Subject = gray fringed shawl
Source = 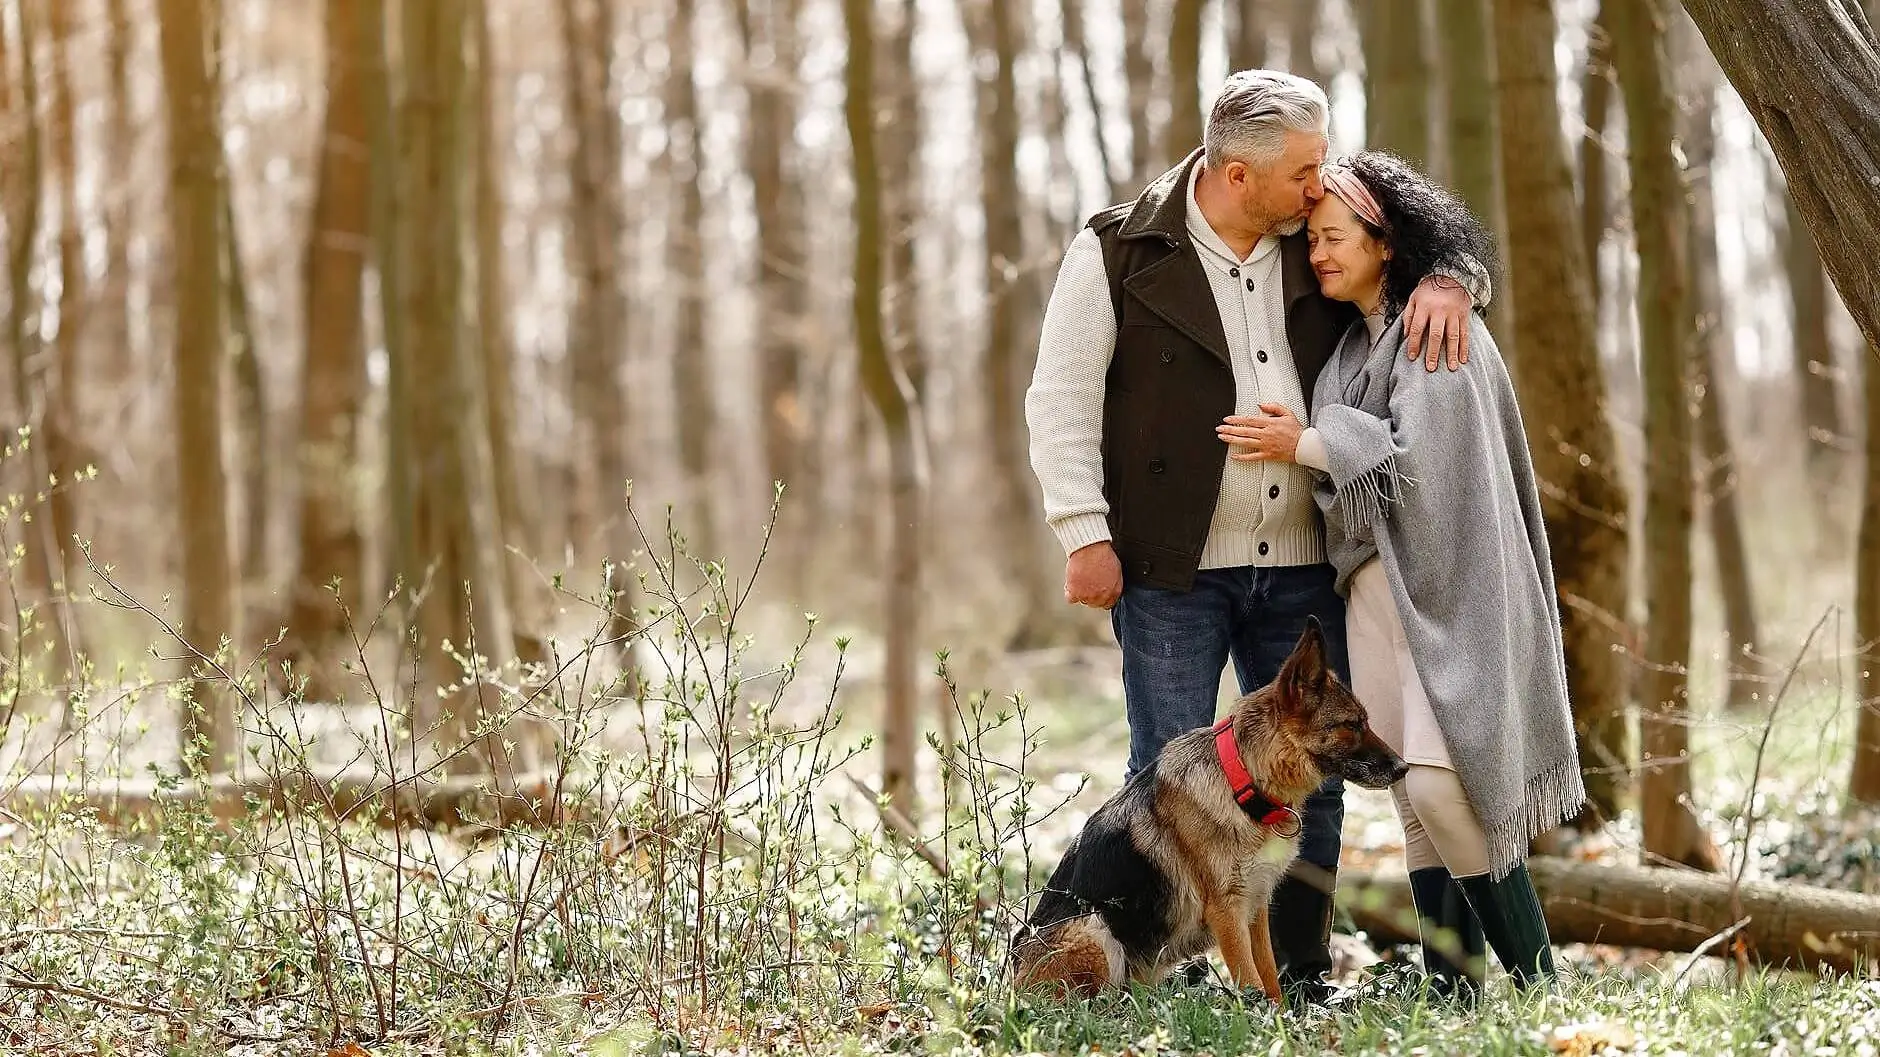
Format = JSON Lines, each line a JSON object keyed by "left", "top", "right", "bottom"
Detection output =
{"left": 1309, "top": 314, "right": 1585, "bottom": 878}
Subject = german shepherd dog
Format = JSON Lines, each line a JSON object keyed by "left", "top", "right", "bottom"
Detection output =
{"left": 1012, "top": 618, "right": 1406, "bottom": 1002}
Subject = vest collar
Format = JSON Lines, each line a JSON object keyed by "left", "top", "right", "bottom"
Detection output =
{"left": 1212, "top": 717, "right": 1302, "bottom": 835}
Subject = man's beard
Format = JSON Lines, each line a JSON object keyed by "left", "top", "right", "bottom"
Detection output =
{"left": 1254, "top": 208, "right": 1307, "bottom": 238}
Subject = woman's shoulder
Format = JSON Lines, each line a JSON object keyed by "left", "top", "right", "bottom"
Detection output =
{"left": 1387, "top": 314, "right": 1507, "bottom": 377}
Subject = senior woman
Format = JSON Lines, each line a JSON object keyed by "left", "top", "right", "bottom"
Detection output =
{"left": 1217, "top": 150, "right": 1583, "bottom": 998}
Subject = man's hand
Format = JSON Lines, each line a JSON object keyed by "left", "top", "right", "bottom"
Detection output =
{"left": 1403, "top": 274, "right": 1474, "bottom": 372}
{"left": 1217, "top": 405, "right": 1304, "bottom": 462}
{"left": 1065, "top": 540, "right": 1123, "bottom": 609}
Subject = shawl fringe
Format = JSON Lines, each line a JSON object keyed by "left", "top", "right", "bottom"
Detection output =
{"left": 1480, "top": 755, "right": 1587, "bottom": 879}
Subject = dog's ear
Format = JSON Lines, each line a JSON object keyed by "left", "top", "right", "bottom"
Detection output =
{"left": 1276, "top": 617, "right": 1330, "bottom": 712}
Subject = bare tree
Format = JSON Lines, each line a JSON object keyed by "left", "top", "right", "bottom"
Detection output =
{"left": 1493, "top": 0, "right": 1631, "bottom": 824}
{"left": 843, "top": 0, "right": 924, "bottom": 813}
{"left": 1676, "top": 24, "right": 1761, "bottom": 713}
{"left": 1854, "top": 329, "right": 1880, "bottom": 804}
{"left": 472, "top": 0, "right": 536, "bottom": 659}
{"left": 1678, "top": 1, "right": 1880, "bottom": 356}
{"left": 41, "top": 0, "right": 88, "bottom": 678}
{"left": 963, "top": 0, "right": 1062, "bottom": 646}
{"left": 1779, "top": 193, "right": 1843, "bottom": 488}
{"left": 160, "top": 0, "right": 238, "bottom": 769}
{"left": 1611, "top": 0, "right": 1719, "bottom": 871}
{"left": 101, "top": 0, "right": 136, "bottom": 383}
{"left": 395, "top": 0, "right": 516, "bottom": 775}
{"left": 1360, "top": 0, "right": 1434, "bottom": 166}
{"left": 1121, "top": 0, "right": 1154, "bottom": 190}
{"left": 1286, "top": 0, "right": 1324, "bottom": 83}
{"left": 1853, "top": 0, "right": 1880, "bottom": 808}
{"left": 1230, "top": 0, "right": 1269, "bottom": 72}
{"left": 560, "top": 0, "right": 637, "bottom": 659}
{"left": 668, "top": 0, "right": 717, "bottom": 557}
{"left": 1439, "top": 0, "right": 1500, "bottom": 229}
{"left": 285, "top": 0, "right": 371, "bottom": 700}
{"left": 223, "top": 185, "right": 267, "bottom": 595}
{"left": 881, "top": 0, "right": 926, "bottom": 400}
{"left": 1578, "top": 2, "right": 1612, "bottom": 315}
{"left": 2, "top": 0, "right": 62, "bottom": 679}
{"left": 1163, "top": 0, "right": 1205, "bottom": 165}
{"left": 734, "top": 0, "right": 809, "bottom": 520}
{"left": 1060, "top": 0, "right": 1120, "bottom": 203}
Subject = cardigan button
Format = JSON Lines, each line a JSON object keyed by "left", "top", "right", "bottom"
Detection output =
{"left": 1160, "top": 350, "right": 1174, "bottom": 364}
{"left": 1245, "top": 277, "right": 1256, "bottom": 291}
{"left": 1229, "top": 266, "right": 1240, "bottom": 278}
{"left": 1148, "top": 458, "right": 1166, "bottom": 474}
{"left": 1257, "top": 350, "right": 1269, "bottom": 363}
{"left": 1258, "top": 542, "right": 1270, "bottom": 556}
{"left": 1269, "top": 485, "right": 1281, "bottom": 499}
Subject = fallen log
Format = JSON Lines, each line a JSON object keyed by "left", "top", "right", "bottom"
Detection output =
{"left": 1339, "top": 857, "right": 1880, "bottom": 975}
{"left": 3, "top": 768, "right": 571, "bottom": 829}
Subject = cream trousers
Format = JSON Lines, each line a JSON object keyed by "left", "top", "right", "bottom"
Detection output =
{"left": 1347, "top": 559, "right": 1491, "bottom": 877}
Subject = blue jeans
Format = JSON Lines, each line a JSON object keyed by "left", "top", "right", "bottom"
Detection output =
{"left": 1112, "top": 563, "right": 1349, "bottom": 870}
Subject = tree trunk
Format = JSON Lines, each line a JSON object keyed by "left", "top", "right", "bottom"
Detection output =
{"left": 1678, "top": 1, "right": 1880, "bottom": 357}
{"left": 560, "top": 0, "right": 637, "bottom": 661}
{"left": 1677, "top": 31, "right": 1762, "bottom": 713}
{"left": 10, "top": 769, "right": 574, "bottom": 830}
{"left": 286, "top": 0, "right": 371, "bottom": 700}
{"left": 1611, "top": 0, "right": 1719, "bottom": 872}
{"left": 881, "top": 0, "right": 925, "bottom": 402}
{"left": 362, "top": 0, "right": 414, "bottom": 621}
{"left": 1060, "top": 0, "right": 1121, "bottom": 203}
{"left": 1493, "top": 0, "right": 1630, "bottom": 825}
{"left": 101, "top": 0, "right": 136, "bottom": 383}
{"left": 1439, "top": 0, "right": 1499, "bottom": 226}
{"left": 1360, "top": 0, "right": 1433, "bottom": 167}
{"left": 733, "top": 0, "right": 808, "bottom": 526}
{"left": 1230, "top": 0, "right": 1268, "bottom": 72}
{"left": 1437, "top": 0, "right": 1509, "bottom": 350}
{"left": 1578, "top": 1, "right": 1612, "bottom": 317}
{"left": 1860, "top": 0, "right": 1880, "bottom": 807}
{"left": 1163, "top": 0, "right": 1205, "bottom": 166}
{"left": 1343, "top": 858, "right": 1880, "bottom": 975}
{"left": 964, "top": 0, "right": 1061, "bottom": 648}
{"left": 42, "top": 0, "right": 88, "bottom": 679}
{"left": 1780, "top": 194, "right": 1842, "bottom": 489}
{"left": 843, "top": 0, "right": 924, "bottom": 815}
{"left": 1121, "top": 0, "right": 1154, "bottom": 191}
{"left": 470, "top": 2, "right": 545, "bottom": 665}
{"left": 223, "top": 184, "right": 267, "bottom": 596}
{"left": 396, "top": 0, "right": 517, "bottom": 776}
{"left": 1286, "top": 0, "right": 1324, "bottom": 84}
{"left": 472, "top": 2, "right": 535, "bottom": 661}
{"left": 1, "top": 1, "right": 63, "bottom": 680}
{"left": 667, "top": 0, "right": 716, "bottom": 559}
{"left": 161, "top": 0, "right": 238, "bottom": 771}
{"left": 1853, "top": 341, "right": 1880, "bottom": 804}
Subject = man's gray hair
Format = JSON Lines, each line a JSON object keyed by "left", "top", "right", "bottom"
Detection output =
{"left": 1204, "top": 70, "right": 1329, "bottom": 169}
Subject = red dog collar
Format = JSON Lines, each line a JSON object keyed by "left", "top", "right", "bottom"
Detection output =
{"left": 1212, "top": 717, "right": 1302, "bottom": 836}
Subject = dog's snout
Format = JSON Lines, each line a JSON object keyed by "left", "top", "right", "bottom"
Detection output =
{"left": 1342, "top": 740, "right": 1409, "bottom": 790}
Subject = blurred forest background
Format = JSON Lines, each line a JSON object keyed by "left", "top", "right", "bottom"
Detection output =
{"left": 3, "top": 0, "right": 1879, "bottom": 875}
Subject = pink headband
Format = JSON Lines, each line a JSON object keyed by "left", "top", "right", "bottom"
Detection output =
{"left": 1323, "top": 166, "right": 1387, "bottom": 231}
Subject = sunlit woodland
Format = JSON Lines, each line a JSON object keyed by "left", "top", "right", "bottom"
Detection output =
{"left": 2, "top": 0, "right": 1879, "bottom": 1052}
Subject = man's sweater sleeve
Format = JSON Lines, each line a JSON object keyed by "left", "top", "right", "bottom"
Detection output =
{"left": 1026, "top": 227, "right": 1117, "bottom": 556}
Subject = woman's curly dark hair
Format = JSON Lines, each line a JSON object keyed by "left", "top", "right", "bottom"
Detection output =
{"left": 1333, "top": 150, "right": 1499, "bottom": 320}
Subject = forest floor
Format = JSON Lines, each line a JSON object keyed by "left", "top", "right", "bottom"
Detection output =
{"left": 3, "top": 539, "right": 1877, "bottom": 1054}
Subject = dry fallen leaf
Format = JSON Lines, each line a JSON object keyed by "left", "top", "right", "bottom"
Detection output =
{"left": 1548, "top": 1021, "right": 1639, "bottom": 1056}
{"left": 855, "top": 1001, "right": 894, "bottom": 1023}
